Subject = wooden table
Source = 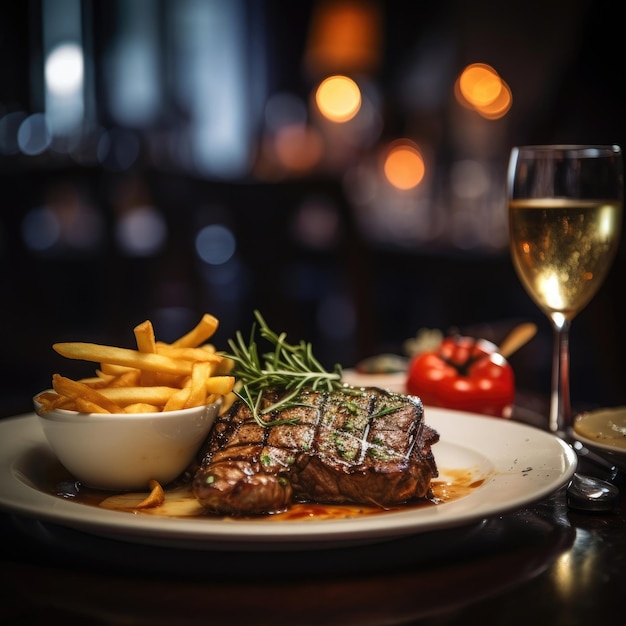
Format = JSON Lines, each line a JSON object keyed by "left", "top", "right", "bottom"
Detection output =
{"left": 1, "top": 410, "right": 624, "bottom": 625}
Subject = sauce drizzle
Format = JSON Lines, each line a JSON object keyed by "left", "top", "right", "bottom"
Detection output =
{"left": 51, "top": 467, "right": 485, "bottom": 521}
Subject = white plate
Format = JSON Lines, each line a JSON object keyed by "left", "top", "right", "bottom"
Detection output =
{"left": 0, "top": 411, "right": 576, "bottom": 551}
{"left": 341, "top": 369, "right": 407, "bottom": 393}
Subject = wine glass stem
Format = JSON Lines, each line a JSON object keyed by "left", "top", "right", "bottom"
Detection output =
{"left": 549, "top": 318, "right": 572, "bottom": 435}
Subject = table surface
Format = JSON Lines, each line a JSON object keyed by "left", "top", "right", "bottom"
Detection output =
{"left": 1, "top": 405, "right": 625, "bottom": 626}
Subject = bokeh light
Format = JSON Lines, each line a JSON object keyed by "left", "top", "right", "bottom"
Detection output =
{"left": 458, "top": 63, "right": 501, "bottom": 107}
{"left": 195, "top": 224, "right": 236, "bottom": 265}
{"left": 478, "top": 80, "right": 513, "bottom": 119}
{"left": 383, "top": 140, "right": 426, "bottom": 190}
{"left": 116, "top": 206, "right": 167, "bottom": 256}
{"left": 21, "top": 207, "right": 61, "bottom": 252}
{"left": 17, "top": 114, "right": 52, "bottom": 155}
{"left": 45, "top": 43, "right": 84, "bottom": 96}
{"left": 455, "top": 62, "right": 512, "bottom": 120}
{"left": 274, "top": 125, "right": 324, "bottom": 173}
{"left": 315, "top": 75, "right": 362, "bottom": 123}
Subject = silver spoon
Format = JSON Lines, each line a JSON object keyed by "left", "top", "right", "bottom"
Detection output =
{"left": 566, "top": 472, "right": 620, "bottom": 513}
{"left": 563, "top": 430, "right": 621, "bottom": 512}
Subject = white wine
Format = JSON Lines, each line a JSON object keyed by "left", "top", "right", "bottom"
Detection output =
{"left": 509, "top": 198, "right": 622, "bottom": 319}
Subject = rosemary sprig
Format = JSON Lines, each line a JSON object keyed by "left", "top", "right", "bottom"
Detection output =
{"left": 226, "top": 310, "right": 345, "bottom": 425}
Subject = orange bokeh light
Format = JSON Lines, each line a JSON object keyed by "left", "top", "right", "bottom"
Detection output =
{"left": 455, "top": 62, "right": 512, "bottom": 120}
{"left": 459, "top": 63, "right": 501, "bottom": 107}
{"left": 383, "top": 141, "right": 425, "bottom": 190}
{"left": 477, "top": 79, "right": 512, "bottom": 119}
{"left": 305, "top": 0, "right": 382, "bottom": 75}
{"left": 315, "top": 75, "right": 362, "bottom": 123}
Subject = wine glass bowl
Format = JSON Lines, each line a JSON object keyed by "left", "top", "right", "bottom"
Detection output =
{"left": 507, "top": 145, "right": 623, "bottom": 434}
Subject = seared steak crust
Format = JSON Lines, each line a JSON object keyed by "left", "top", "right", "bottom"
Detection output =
{"left": 192, "top": 387, "right": 439, "bottom": 516}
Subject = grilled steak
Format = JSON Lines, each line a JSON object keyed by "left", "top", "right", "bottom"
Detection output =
{"left": 192, "top": 387, "right": 439, "bottom": 516}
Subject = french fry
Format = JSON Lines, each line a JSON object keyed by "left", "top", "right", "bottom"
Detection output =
{"left": 135, "top": 479, "right": 165, "bottom": 509}
{"left": 219, "top": 391, "right": 239, "bottom": 415}
{"left": 107, "top": 370, "right": 142, "bottom": 388}
{"left": 75, "top": 397, "right": 111, "bottom": 414}
{"left": 35, "top": 390, "right": 60, "bottom": 405}
{"left": 76, "top": 375, "right": 113, "bottom": 389}
{"left": 155, "top": 344, "right": 222, "bottom": 364}
{"left": 163, "top": 386, "right": 191, "bottom": 412}
{"left": 170, "top": 313, "right": 219, "bottom": 348}
{"left": 52, "top": 374, "right": 124, "bottom": 413}
{"left": 53, "top": 343, "right": 196, "bottom": 376}
{"left": 204, "top": 375, "right": 236, "bottom": 396}
{"left": 134, "top": 320, "right": 159, "bottom": 386}
{"left": 34, "top": 391, "right": 73, "bottom": 413}
{"left": 184, "top": 361, "right": 212, "bottom": 409}
{"left": 42, "top": 313, "right": 235, "bottom": 415}
{"left": 134, "top": 320, "right": 156, "bottom": 353}
{"left": 99, "top": 362, "right": 137, "bottom": 376}
{"left": 214, "top": 355, "right": 235, "bottom": 375}
{"left": 95, "top": 386, "right": 182, "bottom": 407}
{"left": 124, "top": 403, "right": 161, "bottom": 413}
{"left": 144, "top": 372, "right": 188, "bottom": 388}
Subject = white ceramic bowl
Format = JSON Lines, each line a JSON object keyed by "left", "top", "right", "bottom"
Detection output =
{"left": 34, "top": 395, "right": 221, "bottom": 491}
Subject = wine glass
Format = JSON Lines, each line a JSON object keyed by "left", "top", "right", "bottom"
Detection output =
{"left": 507, "top": 145, "right": 623, "bottom": 435}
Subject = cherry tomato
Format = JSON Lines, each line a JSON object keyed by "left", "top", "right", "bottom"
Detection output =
{"left": 406, "top": 335, "right": 515, "bottom": 418}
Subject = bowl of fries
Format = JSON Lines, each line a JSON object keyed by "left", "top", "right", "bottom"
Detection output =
{"left": 34, "top": 398, "right": 223, "bottom": 491}
{"left": 33, "top": 313, "right": 238, "bottom": 491}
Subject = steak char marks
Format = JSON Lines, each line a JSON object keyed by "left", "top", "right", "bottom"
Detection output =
{"left": 192, "top": 387, "right": 439, "bottom": 516}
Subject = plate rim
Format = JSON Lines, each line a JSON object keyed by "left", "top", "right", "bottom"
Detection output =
{"left": 572, "top": 429, "right": 626, "bottom": 472}
{"left": 0, "top": 410, "right": 577, "bottom": 550}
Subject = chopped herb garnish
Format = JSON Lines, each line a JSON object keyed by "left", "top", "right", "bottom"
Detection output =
{"left": 369, "top": 405, "right": 402, "bottom": 420}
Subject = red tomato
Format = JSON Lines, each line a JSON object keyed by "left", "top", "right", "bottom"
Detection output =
{"left": 406, "top": 335, "right": 515, "bottom": 418}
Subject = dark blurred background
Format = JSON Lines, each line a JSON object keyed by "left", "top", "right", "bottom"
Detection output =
{"left": 1, "top": 0, "right": 625, "bottom": 419}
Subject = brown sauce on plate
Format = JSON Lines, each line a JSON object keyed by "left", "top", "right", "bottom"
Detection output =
{"left": 49, "top": 467, "right": 485, "bottom": 521}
